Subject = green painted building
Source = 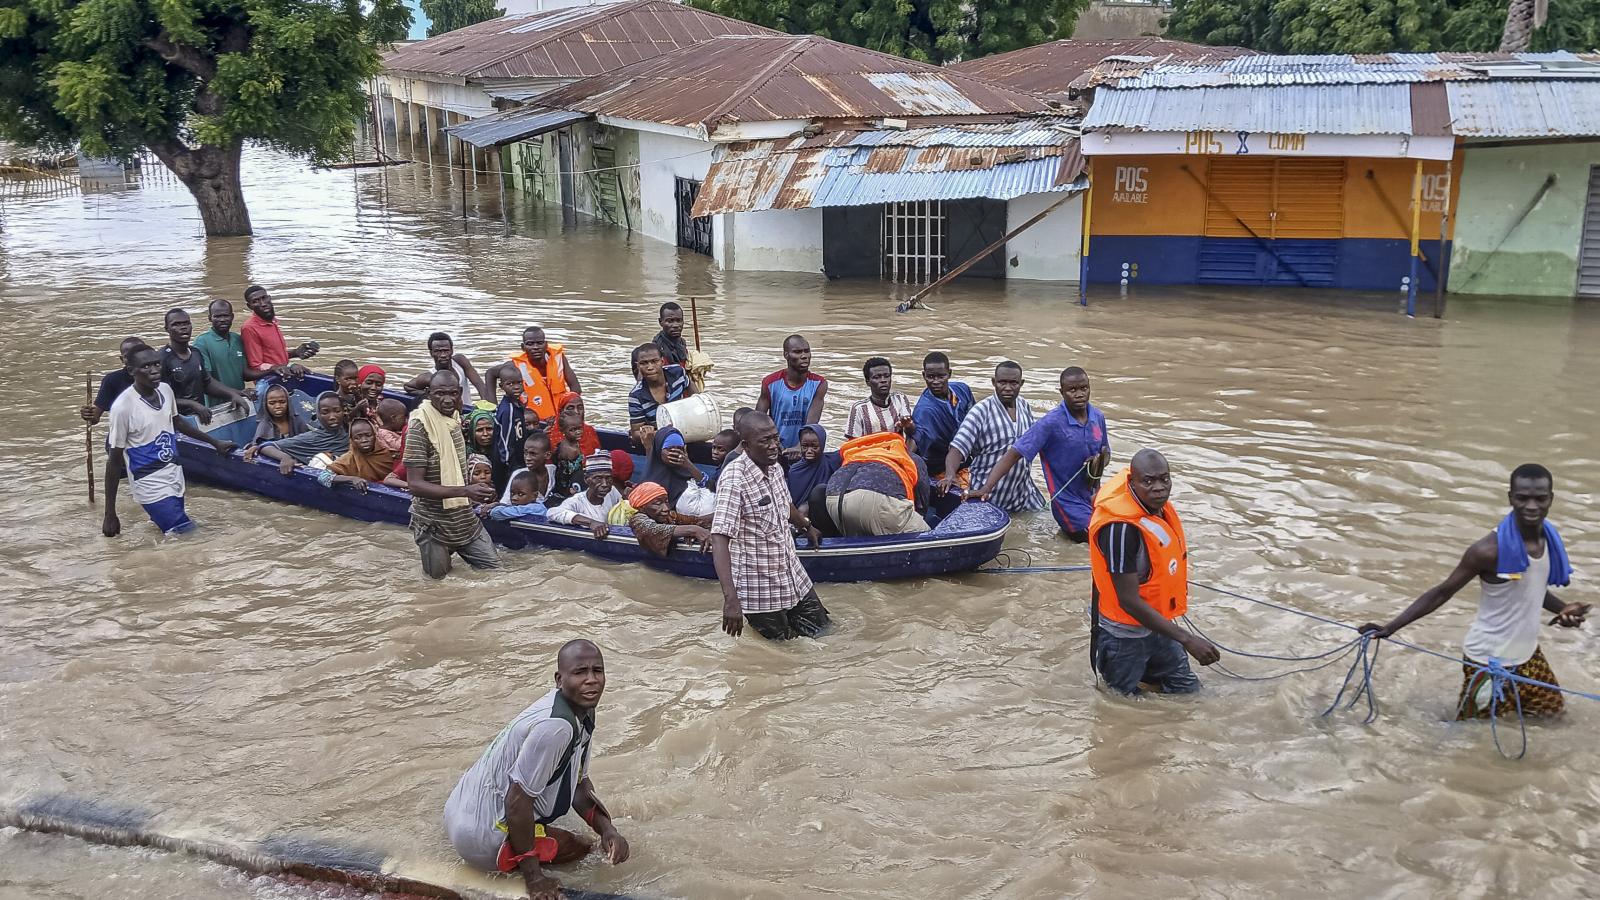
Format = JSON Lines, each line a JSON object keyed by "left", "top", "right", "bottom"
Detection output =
{"left": 1443, "top": 74, "right": 1600, "bottom": 299}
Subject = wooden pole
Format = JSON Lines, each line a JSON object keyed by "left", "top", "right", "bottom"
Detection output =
{"left": 900, "top": 192, "right": 1076, "bottom": 312}
{"left": 690, "top": 296, "right": 703, "bottom": 351}
{"left": 84, "top": 372, "right": 96, "bottom": 503}
{"left": 1434, "top": 159, "right": 1453, "bottom": 319}
{"left": 1406, "top": 159, "right": 1423, "bottom": 317}
{"left": 1078, "top": 169, "right": 1094, "bottom": 306}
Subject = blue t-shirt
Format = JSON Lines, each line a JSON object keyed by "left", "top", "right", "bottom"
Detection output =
{"left": 761, "top": 370, "right": 825, "bottom": 448}
{"left": 1012, "top": 402, "right": 1109, "bottom": 531}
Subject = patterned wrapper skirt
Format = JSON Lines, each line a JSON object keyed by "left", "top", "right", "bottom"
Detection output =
{"left": 1457, "top": 645, "right": 1565, "bottom": 719}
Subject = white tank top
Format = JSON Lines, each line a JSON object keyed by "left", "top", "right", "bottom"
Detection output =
{"left": 451, "top": 360, "right": 476, "bottom": 404}
{"left": 1462, "top": 551, "right": 1548, "bottom": 667}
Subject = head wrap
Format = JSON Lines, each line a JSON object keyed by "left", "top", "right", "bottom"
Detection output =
{"left": 357, "top": 364, "right": 385, "bottom": 382}
{"left": 327, "top": 419, "right": 398, "bottom": 483}
{"left": 556, "top": 391, "right": 582, "bottom": 417}
{"left": 645, "top": 425, "right": 700, "bottom": 507}
{"left": 629, "top": 482, "right": 667, "bottom": 509}
{"left": 662, "top": 431, "right": 687, "bottom": 451}
{"left": 784, "top": 423, "right": 838, "bottom": 507}
{"left": 609, "top": 449, "right": 635, "bottom": 483}
{"left": 253, "top": 382, "right": 309, "bottom": 442}
{"left": 464, "top": 408, "right": 497, "bottom": 454}
{"left": 584, "top": 450, "right": 612, "bottom": 475}
{"left": 467, "top": 453, "right": 492, "bottom": 474}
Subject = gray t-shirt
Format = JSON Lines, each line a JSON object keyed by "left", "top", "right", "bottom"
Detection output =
{"left": 443, "top": 689, "right": 593, "bottom": 871}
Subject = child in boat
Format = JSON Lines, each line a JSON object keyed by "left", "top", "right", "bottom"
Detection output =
{"left": 373, "top": 398, "right": 408, "bottom": 452}
{"left": 468, "top": 454, "right": 495, "bottom": 518}
{"left": 488, "top": 470, "right": 549, "bottom": 522}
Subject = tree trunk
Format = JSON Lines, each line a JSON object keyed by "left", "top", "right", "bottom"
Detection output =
{"left": 1499, "top": 0, "right": 1534, "bottom": 52}
{"left": 149, "top": 140, "right": 253, "bottom": 237}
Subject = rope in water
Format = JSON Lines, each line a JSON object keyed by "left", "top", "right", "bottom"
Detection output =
{"left": 979, "top": 564, "right": 1598, "bottom": 757}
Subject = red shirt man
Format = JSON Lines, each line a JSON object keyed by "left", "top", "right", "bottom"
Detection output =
{"left": 240, "top": 285, "right": 319, "bottom": 379}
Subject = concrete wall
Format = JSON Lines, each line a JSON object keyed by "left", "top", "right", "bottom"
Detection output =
{"left": 1006, "top": 192, "right": 1083, "bottom": 282}
{"left": 725, "top": 209, "right": 825, "bottom": 273}
{"left": 1071, "top": 1, "right": 1169, "bottom": 39}
{"left": 635, "top": 130, "right": 717, "bottom": 250}
{"left": 1449, "top": 141, "right": 1600, "bottom": 297}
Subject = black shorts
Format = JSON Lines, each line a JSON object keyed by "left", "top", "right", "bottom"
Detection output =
{"left": 745, "top": 591, "right": 831, "bottom": 641}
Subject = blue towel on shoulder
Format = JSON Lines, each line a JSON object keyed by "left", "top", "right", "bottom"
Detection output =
{"left": 1496, "top": 513, "right": 1572, "bottom": 586}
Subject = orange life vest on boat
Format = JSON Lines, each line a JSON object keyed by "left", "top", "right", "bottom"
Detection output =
{"left": 1088, "top": 468, "right": 1189, "bottom": 627}
{"left": 510, "top": 344, "right": 570, "bottom": 418}
{"left": 837, "top": 432, "right": 917, "bottom": 500}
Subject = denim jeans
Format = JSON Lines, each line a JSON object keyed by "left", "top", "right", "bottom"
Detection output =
{"left": 1094, "top": 626, "right": 1200, "bottom": 696}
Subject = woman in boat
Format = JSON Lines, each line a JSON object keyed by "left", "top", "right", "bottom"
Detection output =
{"left": 626, "top": 482, "right": 710, "bottom": 558}
{"left": 243, "top": 382, "right": 309, "bottom": 460}
{"left": 317, "top": 418, "right": 404, "bottom": 492}
{"left": 465, "top": 408, "right": 497, "bottom": 461}
{"left": 257, "top": 392, "right": 351, "bottom": 475}
{"left": 784, "top": 424, "right": 840, "bottom": 519}
{"left": 644, "top": 427, "right": 715, "bottom": 522}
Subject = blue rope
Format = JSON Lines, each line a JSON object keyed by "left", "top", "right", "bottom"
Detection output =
{"left": 1321, "top": 634, "right": 1382, "bottom": 724}
{"left": 1452, "top": 657, "right": 1529, "bottom": 760}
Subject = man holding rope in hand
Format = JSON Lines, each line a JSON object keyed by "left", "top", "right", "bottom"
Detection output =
{"left": 1361, "top": 464, "right": 1589, "bottom": 719}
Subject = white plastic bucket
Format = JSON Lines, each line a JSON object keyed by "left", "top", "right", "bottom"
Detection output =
{"left": 656, "top": 393, "right": 722, "bottom": 442}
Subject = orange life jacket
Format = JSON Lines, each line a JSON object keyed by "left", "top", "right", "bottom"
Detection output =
{"left": 837, "top": 432, "right": 917, "bottom": 500}
{"left": 1088, "top": 468, "right": 1189, "bottom": 627}
{"left": 510, "top": 344, "right": 569, "bottom": 417}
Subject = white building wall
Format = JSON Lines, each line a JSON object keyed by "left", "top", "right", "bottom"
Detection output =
{"left": 725, "top": 209, "right": 824, "bottom": 273}
{"left": 1005, "top": 192, "right": 1084, "bottom": 282}
{"left": 635, "top": 130, "right": 716, "bottom": 248}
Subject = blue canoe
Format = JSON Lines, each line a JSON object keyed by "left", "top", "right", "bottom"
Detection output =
{"left": 175, "top": 375, "right": 1009, "bottom": 582}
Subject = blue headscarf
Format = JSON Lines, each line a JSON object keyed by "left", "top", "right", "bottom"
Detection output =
{"left": 1496, "top": 513, "right": 1572, "bottom": 586}
{"left": 784, "top": 424, "right": 840, "bottom": 506}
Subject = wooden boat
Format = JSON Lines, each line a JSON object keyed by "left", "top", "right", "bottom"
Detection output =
{"left": 175, "top": 375, "right": 1009, "bottom": 582}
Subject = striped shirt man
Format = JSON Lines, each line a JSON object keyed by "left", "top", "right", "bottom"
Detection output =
{"left": 949, "top": 395, "right": 1045, "bottom": 513}
{"left": 844, "top": 392, "right": 914, "bottom": 440}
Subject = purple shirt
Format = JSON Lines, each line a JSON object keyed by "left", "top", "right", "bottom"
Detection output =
{"left": 1012, "top": 402, "right": 1109, "bottom": 531}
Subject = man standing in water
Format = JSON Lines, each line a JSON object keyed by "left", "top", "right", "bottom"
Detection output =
{"left": 192, "top": 299, "right": 250, "bottom": 400}
{"left": 1088, "top": 449, "right": 1219, "bottom": 695}
{"left": 1361, "top": 464, "right": 1589, "bottom": 718}
{"left": 444, "top": 640, "right": 630, "bottom": 900}
{"left": 653, "top": 302, "right": 689, "bottom": 368}
{"left": 755, "top": 334, "right": 827, "bottom": 449}
{"left": 945, "top": 361, "right": 1044, "bottom": 514}
{"left": 241, "top": 285, "right": 320, "bottom": 381}
{"left": 404, "top": 371, "right": 502, "bottom": 577}
{"left": 968, "top": 367, "right": 1109, "bottom": 542}
{"left": 160, "top": 308, "right": 250, "bottom": 414}
{"left": 487, "top": 326, "right": 582, "bottom": 424}
{"left": 712, "top": 412, "right": 830, "bottom": 640}
{"left": 103, "top": 347, "right": 236, "bottom": 537}
{"left": 405, "top": 331, "right": 487, "bottom": 406}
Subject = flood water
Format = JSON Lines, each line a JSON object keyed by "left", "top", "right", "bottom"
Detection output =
{"left": 3, "top": 148, "right": 1598, "bottom": 900}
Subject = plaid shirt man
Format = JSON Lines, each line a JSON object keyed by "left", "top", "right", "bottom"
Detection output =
{"left": 710, "top": 451, "right": 813, "bottom": 613}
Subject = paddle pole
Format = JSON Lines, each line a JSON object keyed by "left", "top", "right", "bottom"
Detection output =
{"left": 690, "top": 296, "right": 703, "bottom": 352}
{"left": 84, "top": 371, "right": 96, "bottom": 504}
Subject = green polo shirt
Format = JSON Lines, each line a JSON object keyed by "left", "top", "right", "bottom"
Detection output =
{"left": 193, "top": 329, "right": 247, "bottom": 400}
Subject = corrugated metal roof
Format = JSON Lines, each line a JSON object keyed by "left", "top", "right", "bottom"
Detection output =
{"left": 534, "top": 34, "right": 1056, "bottom": 129}
{"left": 381, "top": 0, "right": 776, "bottom": 81}
{"left": 1446, "top": 80, "right": 1600, "bottom": 137}
{"left": 1104, "top": 51, "right": 1600, "bottom": 88}
{"left": 948, "top": 38, "right": 1256, "bottom": 97}
{"left": 444, "top": 107, "right": 591, "bottom": 148}
{"left": 1082, "top": 84, "right": 1416, "bottom": 134}
{"left": 692, "top": 120, "right": 1084, "bottom": 214}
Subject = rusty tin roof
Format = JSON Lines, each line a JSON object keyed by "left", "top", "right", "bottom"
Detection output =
{"left": 533, "top": 34, "right": 1058, "bottom": 130}
{"left": 382, "top": 0, "right": 777, "bottom": 82}
{"left": 948, "top": 38, "right": 1256, "bottom": 97}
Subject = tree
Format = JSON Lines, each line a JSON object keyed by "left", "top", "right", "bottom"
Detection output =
{"left": 1167, "top": 0, "right": 1600, "bottom": 53}
{"left": 421, "top": 0, "right": 500, "bottom": 37}
{"left": 0, "top": 0, "right": 401, "bottom": 237}
{"left": 688, "top": 0, "right": 1091, "bottom": 64}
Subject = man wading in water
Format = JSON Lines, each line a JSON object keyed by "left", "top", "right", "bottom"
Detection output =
{"left": 404, "top": 370, "right": 502, "bottom": 577}
{"left": 1362, "top": 464, "right": 1589, "bottom": 718}
{"left": 444, "top": 640, "right": 630, "bottom": 900}
{"left": 1087, "top": 449, "right": 1219, "bottom": 694}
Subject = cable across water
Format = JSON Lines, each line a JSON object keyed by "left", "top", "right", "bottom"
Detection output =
{"left": 978, "top": 564, "right": 1597, "bottom": 757}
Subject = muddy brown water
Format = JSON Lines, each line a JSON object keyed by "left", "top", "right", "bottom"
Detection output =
{"left": 2, "top": 149, "right": 1598, "bottom": 899}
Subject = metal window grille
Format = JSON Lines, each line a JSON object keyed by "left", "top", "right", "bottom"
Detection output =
{"left": 675, "top": 177, "right": 713, "bottom": 256}
{"left": 882, "top": 200, "right": 945, "bottom": 283}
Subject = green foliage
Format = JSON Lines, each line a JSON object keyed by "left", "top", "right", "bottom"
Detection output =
{"left": 364, "top": 0, "right": 412, "bottom": 45}
{"left": 420, "top": 0, "right": 498, "bottom": 37}
{"left": 1167, "top": 0, "right": 1600, "bottom": 53}
{"left": 0, "top": 0, "right": 402, "bottom": 161}
{"left": 687, "top": 0, "right": 1091, "bottom": 64}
